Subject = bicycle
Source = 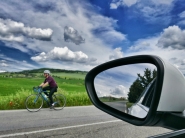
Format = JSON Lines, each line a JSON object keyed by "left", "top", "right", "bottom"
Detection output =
{"left": 25, "top": 86, "right": 66, "bottom": 112}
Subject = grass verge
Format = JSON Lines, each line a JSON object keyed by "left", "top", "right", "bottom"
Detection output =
{"left": 0, "top": 88, "right": 92, "bottom": 110}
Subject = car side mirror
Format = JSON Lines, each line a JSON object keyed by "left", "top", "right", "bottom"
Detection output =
{"left": 85, "top": 55, "right": 185, "bottom": 127}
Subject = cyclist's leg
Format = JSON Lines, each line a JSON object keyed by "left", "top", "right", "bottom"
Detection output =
{"left": 43, "top": 86, "right": 50, "bottom": 96}
{"left": 48, "top": 87, "right": 57, "bottom": 105}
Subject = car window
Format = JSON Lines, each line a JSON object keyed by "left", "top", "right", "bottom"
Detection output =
{"left": 136, "top": 79, "right": 155, "bottom": 105}
{"left": 141, "top": 79, "right": 156, "bottom": 107}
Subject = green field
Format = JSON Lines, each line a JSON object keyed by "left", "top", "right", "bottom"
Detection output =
{"left": 0, "top": 70, "right": 92, "bottom": 110}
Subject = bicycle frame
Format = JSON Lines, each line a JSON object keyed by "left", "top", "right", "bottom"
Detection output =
{"left": 36, "top": 91, "right": 63, "bottom": 107}
{"left": 33, "top": 87, "right": 49, "bottom": 103}
{"left": 34, "top": 92, "right": 48, "bottom": 103}
{"left": 34, "top": 95, "right": 40, "bottom": 103}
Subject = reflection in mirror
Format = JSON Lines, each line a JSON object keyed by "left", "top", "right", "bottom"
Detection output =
{"left": 94, "top": 63, "right": 157, "bottom": 118}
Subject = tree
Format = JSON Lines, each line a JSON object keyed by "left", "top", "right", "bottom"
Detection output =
{"left": 128, "top": 79, "right": 144, "bottom": 103}
{"left": 127, "top": 68, "right": 157, "bottom": 103}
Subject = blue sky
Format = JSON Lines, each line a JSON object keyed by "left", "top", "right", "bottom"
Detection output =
{"left": 0, "top": 0, "right": 185, "bottom": 73}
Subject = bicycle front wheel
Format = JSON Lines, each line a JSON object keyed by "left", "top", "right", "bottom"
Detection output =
{"left": 52, "top": 94, "right": 66, "bottom": 110}
{"left": 25, "top": 94, "right": 43, "bottom": 112}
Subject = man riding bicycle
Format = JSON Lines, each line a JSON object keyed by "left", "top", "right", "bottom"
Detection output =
{"left": 39, "top": 70, "right": 58, "bottom": 108}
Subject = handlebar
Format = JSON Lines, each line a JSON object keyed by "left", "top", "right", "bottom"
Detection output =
{"left": 33, "top": 86, "right": 43, "bottom": 93}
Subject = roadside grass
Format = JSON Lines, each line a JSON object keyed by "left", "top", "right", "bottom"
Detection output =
{"left": 0, "top": 88, "right": 92, "bottom": 110}
{"left": 0, "top": 88, "right": 32, "bottom": 110}
{"left": 99, "top": 97, "right": 127, "bottom": 102}
{"left": 126, "top": 102, "right": 133, "bottom": 108}
{"left": 0, "top": 73, "right": 92, "bottom": 110}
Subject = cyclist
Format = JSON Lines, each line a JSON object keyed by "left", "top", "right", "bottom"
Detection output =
{"left": 39, "top": 70, "right": 58, "bottom": 108}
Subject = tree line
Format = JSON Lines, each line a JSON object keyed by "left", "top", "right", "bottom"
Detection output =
{"left": 127, "top": 68, "right": 157, "bottom": 103}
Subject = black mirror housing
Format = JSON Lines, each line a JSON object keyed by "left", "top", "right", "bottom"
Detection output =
{"left": 85, "top": 55, "right": 165, "bottom": 126}
{"left": 86, "top": 54, "right": 185, "bottom": 129}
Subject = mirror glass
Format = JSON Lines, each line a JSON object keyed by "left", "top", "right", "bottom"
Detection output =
{"left": 94, "top": 63, "right": 157, "bottom": 118}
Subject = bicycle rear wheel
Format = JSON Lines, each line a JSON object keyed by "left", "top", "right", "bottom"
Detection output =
{"left": 25, "top": 94, "right": 43, "bottom": 112}
{"left": 52, "top": 94, "right": 66, "bottom": 110}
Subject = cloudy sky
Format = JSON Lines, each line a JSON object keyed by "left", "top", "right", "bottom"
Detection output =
{"left": 0, "top": 0, "right": 185, "bottom": 73}
{"left": 94, "top": 63, "right": 156, "bottom": 98}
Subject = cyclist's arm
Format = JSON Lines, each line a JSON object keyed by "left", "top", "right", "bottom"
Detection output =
{"left": 41, "top": 82, "right": 49, "bottom": 88}
{"left": 39, "top": 82, "right": 44, "bottom": 87}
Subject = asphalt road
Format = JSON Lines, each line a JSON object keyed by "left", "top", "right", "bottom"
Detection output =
{"left": 104, "top": 101, "right": 127, "bottom": 113}
{"left": 0, "top": 106, "right": 171, "bottom": 138}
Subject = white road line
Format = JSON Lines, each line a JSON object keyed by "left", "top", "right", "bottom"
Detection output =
{"left": 0, "top": 120, "right": 121, "bottom": 138}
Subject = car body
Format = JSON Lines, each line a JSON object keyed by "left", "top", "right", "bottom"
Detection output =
{"left": 127, "top": 79, "right": 155, "bottom": 118}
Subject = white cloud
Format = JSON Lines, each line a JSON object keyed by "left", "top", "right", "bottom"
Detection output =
{"left": 0, "top": 35, "right": 23, "bottom": 42}
{"left": 110, "top": 3, "right": 118, "bottom": 9}
{"left": 178, "top": 20, "right": 185, "bottom": 26}
{"left": 0, "top": 70, "right": 6, "bottom": 73}
{"left": 109, "top": 0, "right": 175, "bottom": 35}
{"left": 128, "top": 36, "right": 158, "bottom": 52}
{"left": 178, "top": 11, "right": 185, "bottom": 26}
{"left": 179, "top": 11, "right": 185, "bottom": 18}
{"left": 109, "top": 47, "right": 124, "bottom": 60}
{"left": 110, "top": 85, "right": 127, "bottom": 98}
{"left": 0, "top": 18, "right": 53, "bottom": 42}
{"left": 0, "top": 60, "right": 6, "bottom": 62}
{"left": 128, "top": 26, "right": 185, "bottom": 55}
{"left": 31, "top": 52, "right": 48, "bottom": 62}
{"left": 0, "top": 57, "right": 38, "bottom": 72}
{"left": 0, "top": 0, "right": 182, "bottom": 75}
{"left": 122, "top": 0, "right": 174, "bottom": 25}
{"left": 126, "top": 27, "right": 185, "bottom": 74}
{"left": 0, "top": 0, "right": 126, "bottom": 70}
{"left": 157, "top": 25, "right": 185, "bottom": 50}
{"left": 90, "top": 15, "right": 126, "bottom": 42}
{"left": 110, "top": 0, "right": 174, "bottom": 9}
{"left": 124, "top": 0, "right": 138, "bottom": 7}
{"left": 151, "top": 0, "right": 174, "bottom": 5}
{"left": 23, "top": 60, "right": 27, "bottom": 63}
{"left": 139, "top": 7, "right": 171, "bottom": 24}
{"left": 0, "top": 60, "right": 8, "bottom": 67}
{"left": 64, "top": 26, "right": 85, "bottom": 45}
{"left": 110, "top": 0, "right": 138, "bottom": 9}
{"left": 23, "top": 27, "right": 53, "bottom": 41}
{"left": 1, "top": 63, "right": 8, "bottom": 67}
{"left": 31, "top": 47, "right": 97, "bottom": 65}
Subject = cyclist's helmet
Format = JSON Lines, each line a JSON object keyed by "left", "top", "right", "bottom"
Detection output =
{"left": 44, "top": 70, "right": 50, "bottom": 75}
